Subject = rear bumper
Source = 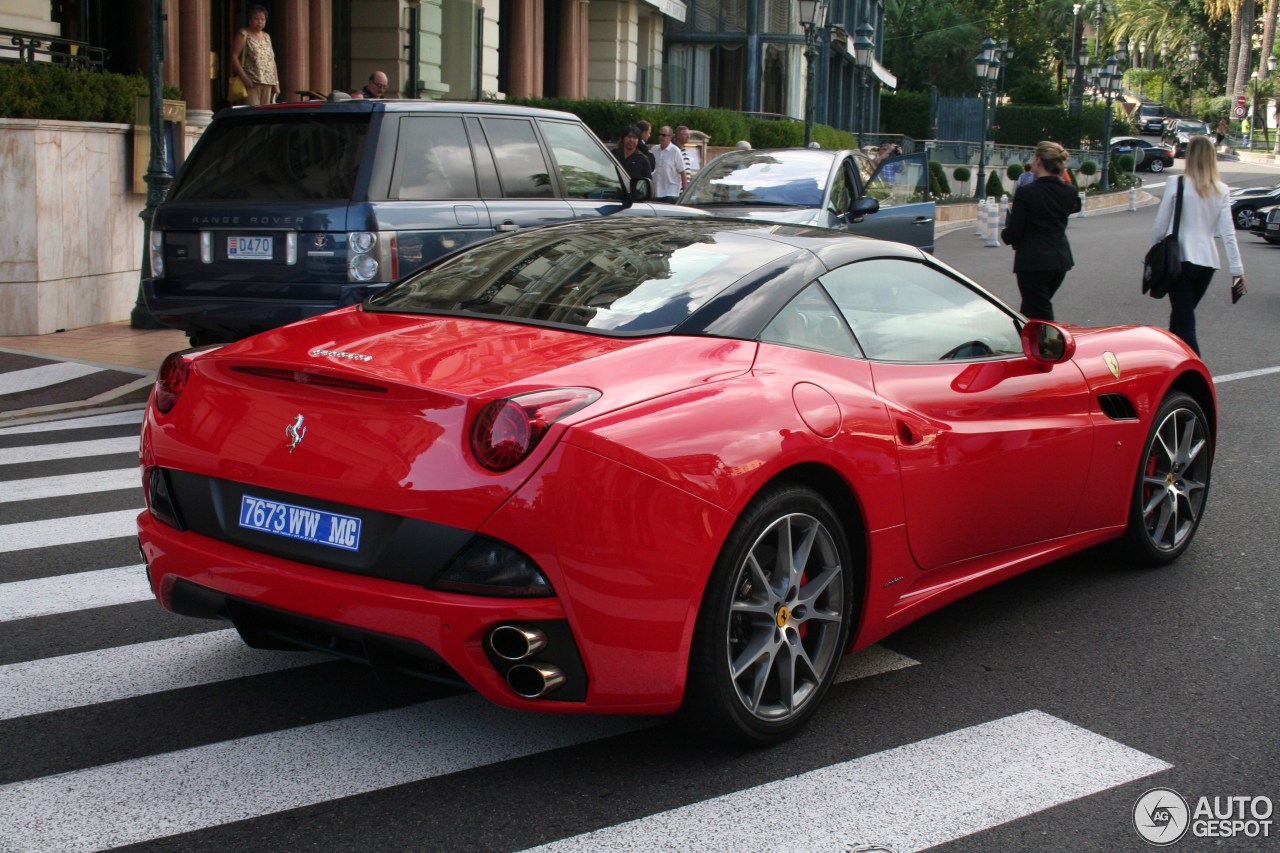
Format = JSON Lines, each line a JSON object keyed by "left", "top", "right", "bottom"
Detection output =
{"left": 143, "top": 278, "right": 387, "bottom": 339}
{"left": 138, "top": 510, "right": 600, "bottom": 710}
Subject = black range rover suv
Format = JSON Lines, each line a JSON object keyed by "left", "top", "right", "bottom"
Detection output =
{"left": 144, "top": 99, "right": 664, "bottom": 345}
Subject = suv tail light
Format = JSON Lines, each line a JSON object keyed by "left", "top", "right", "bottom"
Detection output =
{"left": 348, "top": 231, "right": 397, "bottom": 282}
{"left": 149, "top": 231, "right": 165, "bottom": 278}
{"left": 470, "top": 388, "right": 601, "bottom": 472}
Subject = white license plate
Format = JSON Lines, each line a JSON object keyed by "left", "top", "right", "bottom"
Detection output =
{"left": 238, "top": 494, "right": 362, "bottom": 552}
{"left": 1267, "top": 223, "right": 1279, "bottom": 232}
{"left": 227, "top": 235, "right": 274, "bottom": 260}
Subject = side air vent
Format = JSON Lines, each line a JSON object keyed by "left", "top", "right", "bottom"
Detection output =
{"left": 231, "top": 365, "right": 387, "bottom": 393}
{"left": 1097, "top": 393, "right": 1138, "bottom": 420}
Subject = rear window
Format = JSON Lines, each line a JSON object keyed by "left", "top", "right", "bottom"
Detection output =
{"left": 169, "top": 113, "right": 370, "bottom": 201}
{"left": 368, "top": 220, "right": 790, "bottom": 334}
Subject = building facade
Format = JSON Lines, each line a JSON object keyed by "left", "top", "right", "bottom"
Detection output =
{"left": 5, "top": 0, "right": 888, "bottom": 131}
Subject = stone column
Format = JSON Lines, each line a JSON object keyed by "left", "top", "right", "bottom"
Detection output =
{"left": 281, "top": 0, "right": 310, "bottom": 101}
{"left": 309, "top": 0, "right": 332, "bottom": 96}
{"left": 556, "top": 0, "right": 581, "bottom": 98}
{"left": 177, "top": 0, "right": 212, "bottom": 116}
{"left": 163, "top": 0, "right": 180, "bottom": 89}
{"left": 508, "top": 0, "right": 544, "bottom": 98}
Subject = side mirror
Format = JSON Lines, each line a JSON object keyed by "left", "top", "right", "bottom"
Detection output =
{"left": 1020, "top": 320, "right": 1076, "bottom": 368}
{"left": 849, "top": 196, "right": 879, "bottom": 219}
{"left": 630, "top": 176, "right": 653, "bottom": 203}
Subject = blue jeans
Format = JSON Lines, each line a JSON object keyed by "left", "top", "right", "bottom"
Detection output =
{"left": 1168, "top": 262, "right": 1214, "bottom": 355}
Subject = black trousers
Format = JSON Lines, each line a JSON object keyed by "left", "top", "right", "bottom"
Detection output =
{"left": 1015, "top": 269, "right": 1068, "bottom": 321}
{"left": 1167, "top": 262, "right": 1214, "bottom": 356}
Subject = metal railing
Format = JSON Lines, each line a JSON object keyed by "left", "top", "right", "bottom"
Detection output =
{"left": 0, "top": 27, "right": 107, "bottom": 72}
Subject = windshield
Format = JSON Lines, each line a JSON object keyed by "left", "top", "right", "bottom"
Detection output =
{"left": 170, "top": 113, "right": 370, "bottom": 201}
{"left": 682, "top": 150, "right": 833, "bottom": 207}
{"left": 368, "top": 220, "right": 792, "bottom": 334}
{"left": 1175, "top": 121, "right": 1209, "bottom": 134}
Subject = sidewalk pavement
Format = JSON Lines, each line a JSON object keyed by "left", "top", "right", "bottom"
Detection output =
{"left": 0, "top": 187, "right": 1164, "bottom": 425}
{"left": 0, "top": 322, "right": 187, "bottom": 423}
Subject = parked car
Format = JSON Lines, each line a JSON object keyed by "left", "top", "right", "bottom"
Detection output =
{"left": 678, "top": 147, "right": 935, "bottom": 252}
{"left": 1246, "top": 203, "right": 1280, "bottom": 242}
{"left": 1230, "top": 182, "right": 1280, "bottom": 229}
{"left": 1263, "top": 206, "right": 1280, "bottom": 243}
{"left": 144, "top": 99, "right": 675, "bottom": 346}
{"left": 1136, "top": 103, "right": 1176, "bottom": 135}
{"left": 1161, "top": 119, "right": 1211, "bottom": 158}
{"left": 139, "top": 216, "right": 1216, "bottom": 745}
{"left": 1109, "top": 136, "right": 1175, "bottom": 172}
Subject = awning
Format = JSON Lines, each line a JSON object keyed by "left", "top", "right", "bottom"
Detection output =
{"left": 871, "top": 58, "right": 897, "bottom": 90}
{"left": 645, "top": 0, "right": 687, "bottom": 22}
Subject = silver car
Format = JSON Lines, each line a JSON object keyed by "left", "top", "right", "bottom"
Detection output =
{"left": 679, "top": 147, "right": 936, "bottom": 252}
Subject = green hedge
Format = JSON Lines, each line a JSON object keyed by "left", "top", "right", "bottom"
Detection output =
{"left": 880, "top": 91, "right": 931, "bottom": 140}
{"left": 991, "top": 102, "right": 1134, "bottom": 148}
{"left": 0, "top": 63, "right": 181, "bottom": 123}
{"left": 503, "top": 96, "right": 859, "bottom": 149}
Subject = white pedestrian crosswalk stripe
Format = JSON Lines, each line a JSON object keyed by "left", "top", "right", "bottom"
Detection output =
{"left": 0, "top": 508, "right": 140, "bottom": 553}
{"left": 0, "top": 696, "right": 651, "bottom": 853}
{"left": 0, "top": 436, "right": 138, "bottom": 466}
{"left": 0, "top": 565, "right": 151, "bottom": 621}
{"left": 0, "top": 630, "right": 329, "bottom": 720}
{"left": 523, "top": 711, "right": 1171, "bottom": 853}
{"left": 0, "top": 362, "right": 104, "bottom": 396}
{"left": 0, "top": 410, "right": 142, "bottom": 435}
{"left": 0, "top": 468, "right": 138, "bottom": 503}
{"left": 0, "top": 411, "right": 1183, "bottom": 853}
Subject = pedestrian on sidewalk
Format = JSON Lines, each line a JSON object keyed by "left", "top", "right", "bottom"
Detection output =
{"left": 1000, "top": 141, "right": 1083, "bottom": 321}
{"left": 1148, "top": 134, "right": 1245, "bottom": 356}
{"left": 230, "top": 5, "right": 279, "bottom": 105}
{"left": 652, "top": 125, "right": 686, "bottom": 203}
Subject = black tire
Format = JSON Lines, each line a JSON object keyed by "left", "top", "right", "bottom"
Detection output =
{"left": 1265, "top": 236, "right": 1280, "bottom": 245}
{"left": 1235, "top": 206, "right": 1255, "bottom": 230}
{"left": 681, "top": 483, "right": 855, "bottom": 745}
{"left": 1121, "top": 392, "right": 1212, "bottom": 566}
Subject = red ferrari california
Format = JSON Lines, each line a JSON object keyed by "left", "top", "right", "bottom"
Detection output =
{"left": 138, "top": 217, "right": 1215, "bottom": 744}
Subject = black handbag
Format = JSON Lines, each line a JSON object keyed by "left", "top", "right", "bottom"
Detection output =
{"left": 1143, "top": 177, "right": 1183, "bottom": 299}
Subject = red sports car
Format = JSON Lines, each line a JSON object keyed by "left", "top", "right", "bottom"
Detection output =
{"left": 138, "top": 217, "right": 1215, "bottom": 744}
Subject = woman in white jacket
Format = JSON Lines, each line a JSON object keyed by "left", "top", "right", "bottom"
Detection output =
{"left": 1149, "top": 134, "right": 1245, "bottom": 355}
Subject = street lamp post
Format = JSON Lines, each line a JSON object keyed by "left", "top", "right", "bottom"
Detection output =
{"left": 1137, "top": 41, "right": 1145, "bottom": 100}
{"left": 1069, "top": 3, "right": 1084, "bottom": 114}
{"left": 1099, "top": 54, "right": 1124, "bottom": 191}
{"left": 1270, "top": 54, "right": 1280, "bottom": 155}
{"left": 130, "top": 0, "right": 171, "bottom": 329}
{"left": 974, "top": 36, "right": 1000, "bottom": 199}
{"left": 1187, "top": 41, "right": 1198, "bottom": 117}
{"left": 853, "top": 23, "right": 875, "bottom": 137}
{"left": 1250, "top": 70, "right": 1259, "bottom": 150}
{"left": 1159, "top": 38, "right": 1168, "bottom": 105}
{"left": 798, "top": 0, "right": 826, "bottom": 147}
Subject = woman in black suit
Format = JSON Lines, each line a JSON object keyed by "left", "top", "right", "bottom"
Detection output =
{"left": 1000, "top": 141, "right": 1083, "bottom": 320}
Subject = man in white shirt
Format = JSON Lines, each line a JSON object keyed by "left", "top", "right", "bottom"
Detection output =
{"left": 674, "top": 126, "right": 701, "bottom": 185}
{"left": 652, "top": 125, "right": 686, "bottom": 203}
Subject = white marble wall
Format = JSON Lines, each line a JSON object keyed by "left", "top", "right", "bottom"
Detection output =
{"left": 0, "top": 119, "right": 146, "bottom": 336}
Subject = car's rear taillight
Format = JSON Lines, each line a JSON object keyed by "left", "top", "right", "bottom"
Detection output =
{"left": 347, "top": 230, "right": 397, "bottom": 282}
{"left": 470, "top": 388, "right": 601, "bottom": 472}
{"left": 153, "top": 352, "right": 194, "bottom": 414}
{"left": 149, "top": 230, "right": 165, "bottom": 277}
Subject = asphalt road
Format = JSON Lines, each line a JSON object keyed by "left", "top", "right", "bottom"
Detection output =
{"left": 2, "top": 162, "right": 1279, "bottom": 851}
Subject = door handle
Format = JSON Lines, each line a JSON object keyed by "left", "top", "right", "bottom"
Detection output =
{"left": 496, "top": 221, "right": 520, "bottom": 232}
{"left": 895, "top": 419, "right": 923, "bottom": 445}
{"left": 913, "top": 216, "right": 934, "bottom": 225}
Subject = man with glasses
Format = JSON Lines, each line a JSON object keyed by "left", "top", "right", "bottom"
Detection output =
{"left": 653, "top": 125, "right": 686, "bottom": 203}
{"left": 361, "top": 70, "right": 389, "bottom": 99}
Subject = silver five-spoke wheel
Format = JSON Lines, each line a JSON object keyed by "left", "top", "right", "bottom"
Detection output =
{"left": 726, "top": 512, "right": 845, "bottom": 720}
{"left": 683, "top": 484, "right": 855, "bottom": 744}
{"left": 1125, "top": 392, "right": 1212, "bottom": 565}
